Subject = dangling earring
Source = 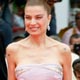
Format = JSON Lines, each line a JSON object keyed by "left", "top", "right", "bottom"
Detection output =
{"left": 47, "top": 25, "right": 50, "bottom": 31}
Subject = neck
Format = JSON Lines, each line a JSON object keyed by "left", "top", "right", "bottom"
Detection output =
{"left": 28, "top": 34, "right": 48, "bottom": 48}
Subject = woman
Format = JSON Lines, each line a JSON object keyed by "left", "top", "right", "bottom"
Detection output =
{"left": 6, "top": 0, "right": 72, "bottom": 80}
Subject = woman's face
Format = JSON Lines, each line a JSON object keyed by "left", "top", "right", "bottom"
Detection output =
{"left": 24, "top": 5, "right": 51, "bottom": 35}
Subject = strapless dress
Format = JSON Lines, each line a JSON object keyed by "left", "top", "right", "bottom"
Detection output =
{"left": 15, "top": 64, "right": 63, "bottom": 80}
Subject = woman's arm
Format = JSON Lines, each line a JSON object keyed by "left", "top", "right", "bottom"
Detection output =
{"left": 60, "top": 44, "right": 72, "bottom": 80}
{"left": 6, "top": 44, "right": 17, "bottom": 80}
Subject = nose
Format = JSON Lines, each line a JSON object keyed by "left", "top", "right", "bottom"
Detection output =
{"left": 30, "top": 18, "right": 36, "bottom": 25}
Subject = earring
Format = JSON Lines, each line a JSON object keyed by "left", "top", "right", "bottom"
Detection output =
{"left": 47, "top": 25, "right": 50, "bottom": 31}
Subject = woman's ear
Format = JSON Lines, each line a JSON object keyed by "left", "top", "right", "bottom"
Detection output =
{"left": 47, "top": 14, "right": 51, "bottom": 31}
{"left": 48, "top": 14, "right": 51, "bottom": 24}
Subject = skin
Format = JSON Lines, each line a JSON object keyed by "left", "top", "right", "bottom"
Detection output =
{"left": 6, "top": 5, "right": 72, "bottom": 80}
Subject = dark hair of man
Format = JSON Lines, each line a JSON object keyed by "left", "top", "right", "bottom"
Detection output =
{"left": 69, "top": 34, "right": 80, "bottom": 45}
{"left": 72, "top": 58, "right": 80, "bottom": 76}
{"left": 75, "top": 12, "right": 80, "bottom": 20}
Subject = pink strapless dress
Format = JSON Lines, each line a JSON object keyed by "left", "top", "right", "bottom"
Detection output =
{"left": 15, "top": 64, "right": 63, "bottom": 80}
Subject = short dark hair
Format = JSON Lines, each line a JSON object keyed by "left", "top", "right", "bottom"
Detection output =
{"left": 69, "top": 34, "right": 80, "bottom": 44}
{"left": 14, "top": 0, "right": 27, "bottom": 7}
{"left": 75, "top": 11, "right": 80, "bottom": 20}
{"left": 72, "top": 58, "right": 80, "bottom": 76}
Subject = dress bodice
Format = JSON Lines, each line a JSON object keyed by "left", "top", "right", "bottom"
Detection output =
{"left": 15, "top": 64, "right": 63, "bottom": 80}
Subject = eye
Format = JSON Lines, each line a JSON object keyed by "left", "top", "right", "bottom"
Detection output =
{"left": 36, "top": 15, "right": 43, "bottom": 20}
{"left": 25, "top": 15, "right": 31, "bottom": 20}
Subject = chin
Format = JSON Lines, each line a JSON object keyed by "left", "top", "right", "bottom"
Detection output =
{"left": 28, "top": 30, "right": 44, "bottom": 36}
{"left": 29, "top": 32, "right": 41, "bottom": 36}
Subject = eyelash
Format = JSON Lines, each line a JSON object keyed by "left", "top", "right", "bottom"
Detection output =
{"left": 36, "top": 17, "right": 42, "bottom": 19}
{"left": 25, "top": 17, "right": 31, "bottom": 20}
{"left": 25, "top": 16, "right": 42, "bottom": 20}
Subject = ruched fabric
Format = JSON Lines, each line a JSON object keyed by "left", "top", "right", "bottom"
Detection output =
{"left": 15, "top": 64, "right": 63, "bottom": 80}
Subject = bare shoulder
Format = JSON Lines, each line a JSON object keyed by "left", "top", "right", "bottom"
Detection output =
{"left": 49, "top": 37, "right": 71, "bottom": 55}
{"left": 53, "top": 41, "right": 72, "bottom": 66}
{"left": 58, "top": 42, "right": 71, "bottom": 54}
{"left": 6, "top": 38, "right": 28, "bottom": 55}
{"left": 50, "top": 37, "right": 71, "bottom": 53}
{"left": 6, "top": 41, "right": 21, "bottom": 57}
{"left": 6, "top": 42, "right": 19, "bottom": 52}
{"left": 6, "top": 38, "right": 26, "bottom": 51}
{"left": 56, "top": 41, "right": 72, "bottom": 63}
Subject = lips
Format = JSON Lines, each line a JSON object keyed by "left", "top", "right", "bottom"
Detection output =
{"left": 30, "top": 27, "right": 39, "bottom": 31}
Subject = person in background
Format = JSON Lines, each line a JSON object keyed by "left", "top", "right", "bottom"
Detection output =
{"left": 12, "top": 0, "right": 26, "bottom": 28}
{"left": 0, "top": 22, "right": 13, "bottom": 47}
{"left": 46, "top": 0, "right": 56, "bottom": 36}
{"left": 0, "top": 0, "right": 13, "bottom": 47}
{"left": 62, "top": 11, "right": 80, "bottom": 45}
{"left": 0, "top": 1, "right": 13, "bottom": 80}
{"left": 69, "top": 34, "right": 80, "bottom": 80}
{"left": 0, "top": 30, "right": 7, "bottom": 80}
{"left": 72, "top": 58, "right": 80, "bottom": 80}
{"left": 47, "top": 0, "right": 62, "bottom": 36}
{"left": 6, "top": 0, "right": 72, "bottom": 80}
{"left": 69, "top": 34, "right": 80, "bottom": 56}
{"left": 0, "top": 0, "right": 13, "bottom": 26}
